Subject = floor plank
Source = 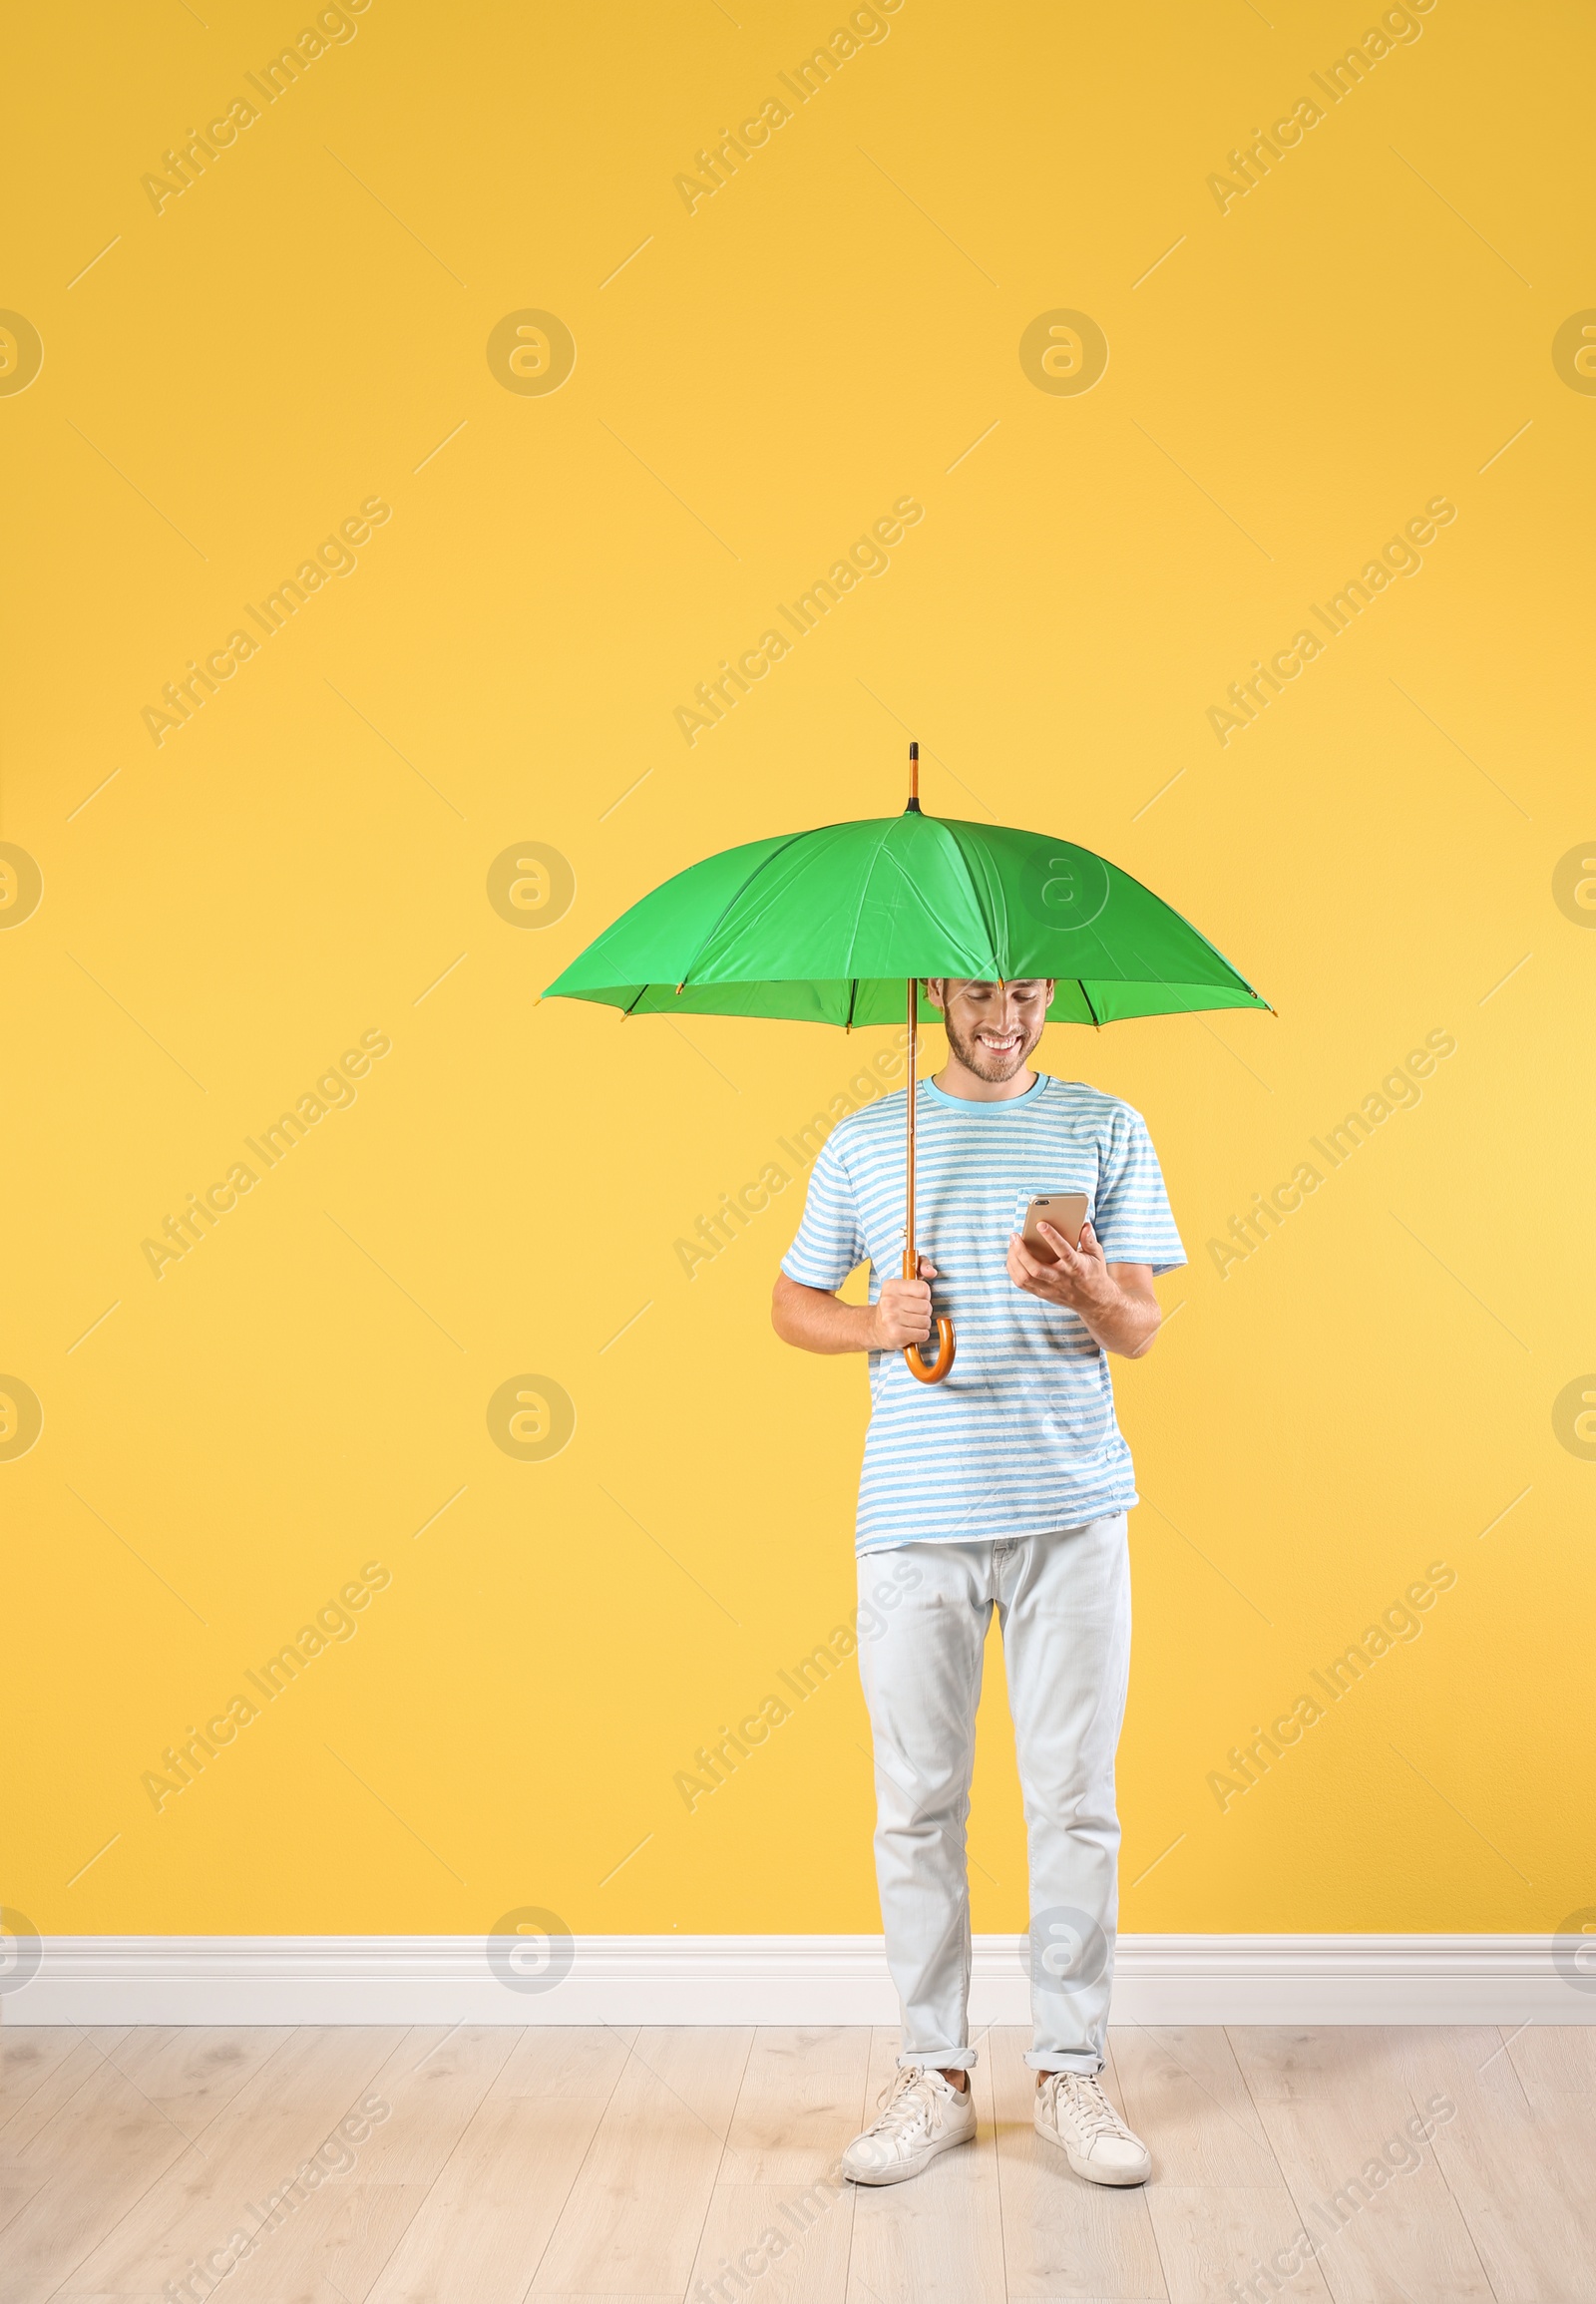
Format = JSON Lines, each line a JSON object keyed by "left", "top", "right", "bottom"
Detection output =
{"left": 59, "top": 2026, "right": 405, "bottom": 2300}
{"left": 720, "top": 2025, "right": 874, "bottom": 2186}
{"left": 0, "top": 2053, "right": 199, "bottom": 2304}
{"left": 0, "top": 2030, "right": 120, "bottom": 2120}
{"left": 1388, "top": 2025, "right": 1596, "bottom": 2304}
{"left": 532, "top": 2027, "right": 754, "bottom": 2295}
{"left": 0, "top": 2030, "right": 133, "bottom": 2155}
{"left": 0, "top": 2033, "right": 101, "bottom": 2242}
{"left": 493, "top": 2023, "right": 637, "bottom": 2100}
{"left": 1108, "top": 2024, "right": 1338, "bottom": 2295}
{"left": 1144, "top": 2185, "right": 1333, "bottom": 2302}
{"left": 1229, "top": 2027, "right": 1496, "bottom": 2303}
{"left": 988, "top": 2030, "right": 1167, "bottom": 2301}
{"left": 95, "top": 2026, "right": 293, "bottom": 2144}
{"left": 846, "top": 2026, "right": 1008, "bottom": 2303}
{"left": 201, "top": 2027, "right": 520, "bottom": 2302}
{"left": 365, "top": 2095, "right": 612, "bottom": 2303}
{"left": 689, "top": 2178, "right": 856, "bottom": 2303}
{"left": 684, "top": 2028, "right": 871, "bottom": 2304}
{"left": 1502, "top": 2019, "right": 1596, "bottom": 2103}
{"left": 1110, "top": 2026, "right": 1281, "bottom": 2188}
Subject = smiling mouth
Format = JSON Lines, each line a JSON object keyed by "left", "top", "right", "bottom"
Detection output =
{"left": 978, "top": 1030, "right": 1023, "bottom": 1054}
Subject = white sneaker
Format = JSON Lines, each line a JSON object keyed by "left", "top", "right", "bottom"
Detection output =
{"left": 1033, "top": 2071, "right": 1151, "bottom": 2186}
{"left": 842, "top": 2066, "right": 977, "bottom": 2185}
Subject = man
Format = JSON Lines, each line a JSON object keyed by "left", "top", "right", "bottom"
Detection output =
{"left": 772, "top": 977, "right": 1184, "bottom": 2188}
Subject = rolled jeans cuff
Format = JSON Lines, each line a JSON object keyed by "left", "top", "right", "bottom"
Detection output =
{"left": 899, "top": 2047, "right": 979, "bottom": 2072}
{"left": 1025, "top": 2051, "right": 1103, "bottom": 2074}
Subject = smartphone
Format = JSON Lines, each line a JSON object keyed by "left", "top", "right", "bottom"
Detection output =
{"left": 1021, "top": 1193, "right": 1088, "bottom": 1263}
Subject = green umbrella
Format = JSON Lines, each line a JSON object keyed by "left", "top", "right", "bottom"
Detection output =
{"left": 544, "top": 746, "right": 1270, "bottom": 1382}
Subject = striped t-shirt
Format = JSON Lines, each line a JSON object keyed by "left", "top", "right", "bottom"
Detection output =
{"left": 780, "top": 1072, "right": 1186, "bottom": 1554}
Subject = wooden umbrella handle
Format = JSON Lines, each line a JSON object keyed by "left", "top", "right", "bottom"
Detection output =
{"left": 903, "top": 1258, "right": 957, "bottom": 1383}
{"left": 901, "top": 945, "right": 956, "bottom": 1384}
{"left": 904, "top": 1327, "right": 957, "bottom": 1382}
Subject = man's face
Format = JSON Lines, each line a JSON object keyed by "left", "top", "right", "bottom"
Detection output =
{"left": 926, "top": 979, "right": 1053, "bottom": 1081}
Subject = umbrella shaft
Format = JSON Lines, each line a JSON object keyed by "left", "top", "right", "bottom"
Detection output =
{"left": 903, "top": 975, "right": 917, "bottom": 1281}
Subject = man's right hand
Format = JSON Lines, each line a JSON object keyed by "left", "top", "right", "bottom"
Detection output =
{"left": 871, "top": 1257, "right": 940, "bottom": 1350}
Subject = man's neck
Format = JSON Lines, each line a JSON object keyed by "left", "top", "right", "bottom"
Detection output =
{"left": 930, "top": 1055, "right": 1040, "bottom": 1103}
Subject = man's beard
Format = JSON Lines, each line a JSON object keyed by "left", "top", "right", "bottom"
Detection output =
{"left": 942, "top": 1011, "right": 1041, "bottom": 1082}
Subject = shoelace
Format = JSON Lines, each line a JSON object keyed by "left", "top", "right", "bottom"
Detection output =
{"left": 868, "top": 2067, "right": 949, "bottom": 2142}
{"left": 1045, "top": 2073, "right": 1130, "bottom": 2143}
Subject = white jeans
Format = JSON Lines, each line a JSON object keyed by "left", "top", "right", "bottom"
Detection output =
{"left": 856, "top": 1518, "right": 1131, "bottom": 2074}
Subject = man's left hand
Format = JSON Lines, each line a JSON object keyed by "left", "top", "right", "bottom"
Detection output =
{"left": 1006, "top": 1220, "right": 1115, "bottom": 1316}
{"left": 1005, "top": 1223, "right": 1164, "bottom": 1359}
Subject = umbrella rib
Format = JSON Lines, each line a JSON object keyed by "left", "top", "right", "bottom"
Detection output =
{"left": 1103, "top": 857, "right": 1269, "bottom": 1003}
{"left": 936, "top": 815, "right": 1006, "bottom": 975}
{"left": 837, "top": 816, "right": 905, "bottom": 981}
{"left": 673, "top": 830, "right": 813, "bottom": 989}
{"left": 1078, "top": 978, "right": 1103, "bottom": 1028}
{"left": 846, "top": 816, "right": 990, "bottom": 983}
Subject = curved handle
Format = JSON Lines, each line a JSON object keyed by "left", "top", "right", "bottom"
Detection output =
{"left": 903, "top": 1319, "right": 957, "bottom": 1385}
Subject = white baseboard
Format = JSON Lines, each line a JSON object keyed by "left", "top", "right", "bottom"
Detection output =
{"left": 7, "top": 1935, "right": 1589, "bottom": 2028}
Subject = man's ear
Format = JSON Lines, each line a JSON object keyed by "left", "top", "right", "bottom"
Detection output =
{"left": 1044, "top": 980, "right": 1056, "bottom": 1008}
{"left": 924, "top": 978, "right": 948, "bottom": 1013}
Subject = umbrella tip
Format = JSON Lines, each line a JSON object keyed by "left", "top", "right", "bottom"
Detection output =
{"left": 906, "top": 739, "right": 922, "bottom": 813}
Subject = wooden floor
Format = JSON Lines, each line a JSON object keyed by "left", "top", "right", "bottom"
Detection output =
{"left": 3, "top": 2021, "right": 1592, "bottom": 2303}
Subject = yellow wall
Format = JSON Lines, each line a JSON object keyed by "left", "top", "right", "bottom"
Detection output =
{"left": 6, "top": 0, "right": 1592, "bottom": 1940}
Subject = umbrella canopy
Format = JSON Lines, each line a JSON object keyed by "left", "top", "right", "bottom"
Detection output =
{"left": 542, "top": 806, "right": 1268, "bottom": 1025}
{"left": 544, "top": 754, "right": 1270, "bottom": 1384}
